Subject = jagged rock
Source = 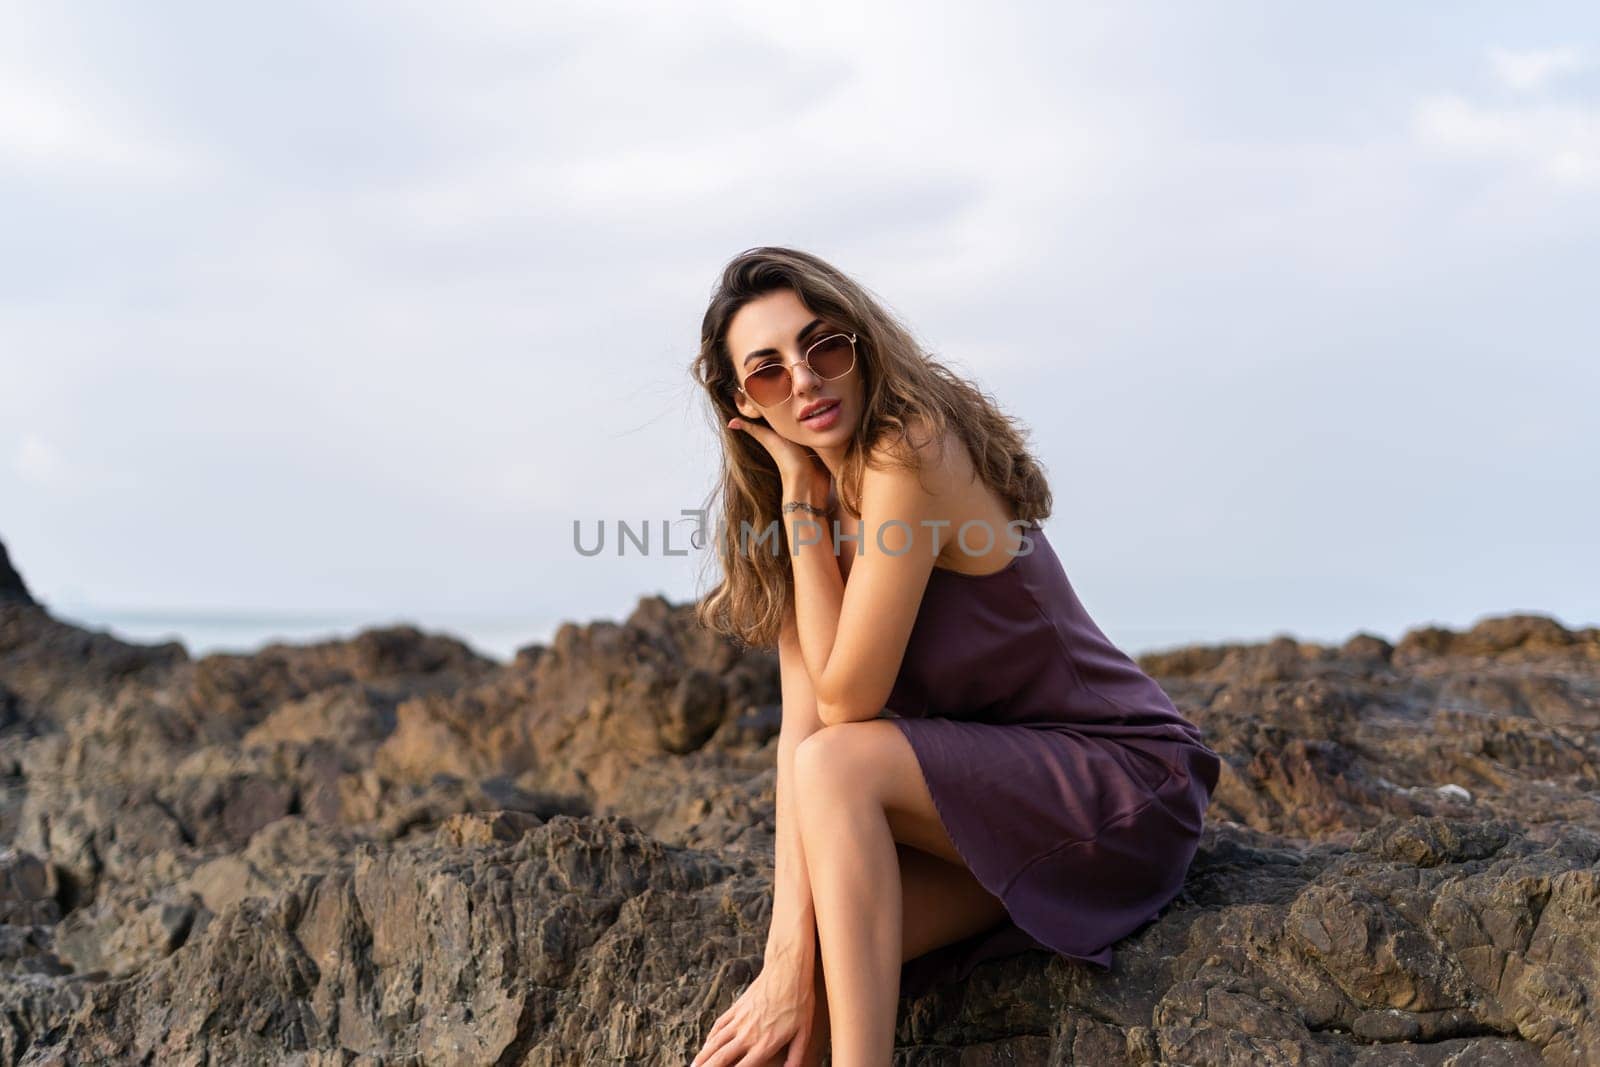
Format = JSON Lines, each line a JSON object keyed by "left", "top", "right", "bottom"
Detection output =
{"left": 0, "top": 543, "right": 31, "bottom": 606}
{"left": 50, "top": 887, "right": 200, "bottom": 979}
{"left": 0, "top": 850, "right": 57, "bottom": 927}
{"left": 1, "top": 534, "right": 1598, "bottom": 1063}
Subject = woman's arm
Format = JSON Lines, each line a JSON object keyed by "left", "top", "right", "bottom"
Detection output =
{"left": 789, "top": 432, "right": 947, "bottom": 724}
{"left": 766, "top": 607, "right": 825, "bottom": 975}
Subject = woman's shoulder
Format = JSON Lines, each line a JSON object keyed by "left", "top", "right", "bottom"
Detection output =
{"left": 870, "top": 412, "right": 966, "bottom": 495}
{"left": 867, "top": 412, "right": 961, "bottom": 475}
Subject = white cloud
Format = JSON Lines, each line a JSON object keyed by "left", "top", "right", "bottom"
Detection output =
{"left": 14, "top": 433, "right": 67, "bottom": 486}
{"left": 0, "top": 9, "right": 207, "bottom": 182}
{"left": 0, "top": 71, "right": 200, "bottom": 179}
{"left": 1413, "top": 94, "right": 1600, "bottom": 187}
{"left": 1488, "top": 46, "right": 1586, "bottom": 92}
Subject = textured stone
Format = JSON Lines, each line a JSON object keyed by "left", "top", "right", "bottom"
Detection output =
{"left": 2, "top": 531, "right": 1599, "bottom": 1064}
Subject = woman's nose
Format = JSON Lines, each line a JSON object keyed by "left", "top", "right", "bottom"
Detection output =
{"left": 790, "top": 356, "right": 823, "bottom": 392}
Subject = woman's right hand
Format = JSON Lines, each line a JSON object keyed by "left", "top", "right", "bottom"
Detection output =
{"left": 691, "top": 961, "right": 819, "bottom": 1067}
{"left": 727, "top": 417, "right": 830, "bottom": 499}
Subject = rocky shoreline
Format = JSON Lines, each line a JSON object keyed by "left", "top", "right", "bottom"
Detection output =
{"left": 2, "top": 536, "right": 1597, "bottom": 1064}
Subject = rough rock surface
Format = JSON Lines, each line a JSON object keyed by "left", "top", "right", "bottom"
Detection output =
{"left": 1, "top": 533, "right": 1597, "bottom": 1064}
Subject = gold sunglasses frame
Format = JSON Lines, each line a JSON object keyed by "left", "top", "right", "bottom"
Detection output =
{"left": 735, "top": 332, "right": 859, "bottom": 409}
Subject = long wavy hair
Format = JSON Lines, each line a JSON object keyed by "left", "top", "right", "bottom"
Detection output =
{"left": 689, "top": 246, "right": 1054, "bottom": 649}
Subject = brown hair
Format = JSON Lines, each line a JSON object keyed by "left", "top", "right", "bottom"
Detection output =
{"left": 688, "top": 246, "right": 1053, "bottom": 648}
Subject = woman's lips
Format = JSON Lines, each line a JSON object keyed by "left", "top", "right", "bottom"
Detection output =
{"left": 799, "top": 400, "right": 841, "bottom": 429}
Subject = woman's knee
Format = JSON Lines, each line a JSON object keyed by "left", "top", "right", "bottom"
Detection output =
{"left": 791, "top": 721, "right": 870, "bottom": 792}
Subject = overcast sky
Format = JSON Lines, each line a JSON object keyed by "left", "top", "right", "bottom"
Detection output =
{"left": 2, "top": 3, "right": 1596, "bottom": 660}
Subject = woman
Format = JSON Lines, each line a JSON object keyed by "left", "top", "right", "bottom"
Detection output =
{"left": 688, "top": 247, "right": 1220, "bottom": 1066}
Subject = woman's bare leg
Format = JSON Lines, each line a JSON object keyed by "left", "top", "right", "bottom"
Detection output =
{"left": 793, "top": 721, "right": 1010, "bottom": 1066}
{"left": 772, "top": 843, "right": 1006, "bottom": 1066}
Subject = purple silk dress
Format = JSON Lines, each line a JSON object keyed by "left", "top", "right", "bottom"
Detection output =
{"left": 883, "top": 521, "right": 1220, "bottom": 1000}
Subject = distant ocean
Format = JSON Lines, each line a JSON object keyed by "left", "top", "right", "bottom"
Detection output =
{"left": 46, "top": 607, "right": 1316, "bottom": 664}
{"left": 48, "top": 608, "right": 561, "bottom": 665}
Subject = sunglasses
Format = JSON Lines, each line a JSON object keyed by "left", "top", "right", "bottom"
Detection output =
{"left": 735, "top": 332, "right": 858, "bottom": 408}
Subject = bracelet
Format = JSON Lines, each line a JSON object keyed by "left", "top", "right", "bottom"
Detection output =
{"left": 782, "top": 501, "right": 829, "bottom": 518}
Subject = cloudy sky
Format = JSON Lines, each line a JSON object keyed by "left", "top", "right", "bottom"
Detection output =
{"left": 2, "top": 3, "right": 1596, "bottom": 660}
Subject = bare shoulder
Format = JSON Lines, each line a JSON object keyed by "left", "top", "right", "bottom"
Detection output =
{"left": 866, "top": 413, "right": 970, "bottom": 496}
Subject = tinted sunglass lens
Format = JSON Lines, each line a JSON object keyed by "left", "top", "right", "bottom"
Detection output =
{"left": 747, "top": 366, "right": 791, "bottom": 406}
{"left": 809, "top": 336, "right": 854, "bottom": 378}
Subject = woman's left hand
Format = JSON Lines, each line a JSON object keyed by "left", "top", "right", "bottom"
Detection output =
{"left": 729, "top": 417, "right": 830, "bottom": 500}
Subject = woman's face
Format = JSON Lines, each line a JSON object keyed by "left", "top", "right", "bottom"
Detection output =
{"left": 726, "top": 288, "right": 864, "bottom": 448}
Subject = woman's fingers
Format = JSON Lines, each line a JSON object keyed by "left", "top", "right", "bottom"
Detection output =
{"left": 696, "top": 975, "right": 762, "bottom": 1066}
{"left": 693, "top": 973, "right": 803, "bottom": 1067}
{"left": 690, "top": 1023, "right": 719, "bottom": 1067}
{"left": 783, "top": 1034, "right": 808, "bottom": 1067}
{"left": 694, "top": 1023, "right": 732, "bottom": 1067}
{"left": 698, "top": 1025, "right": 752, "bottom": 1067}
{"left": 728, "top": 418, "right": 810, "bottom": 477}
{"left": 729, "top": 1033, "right": 778, "bottom": 1067}
{"left": 693, "top": 1013, "right": 747, "bottom": 1067}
